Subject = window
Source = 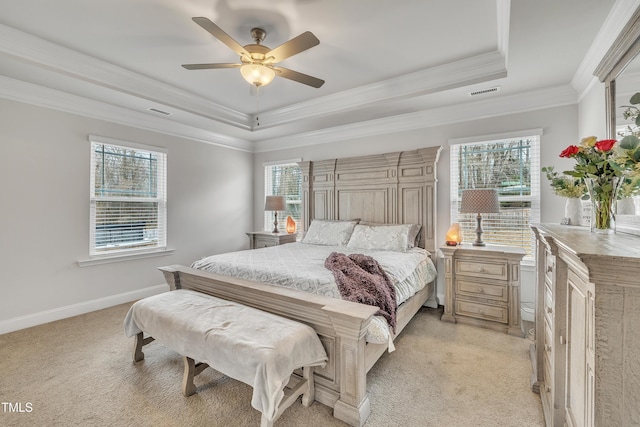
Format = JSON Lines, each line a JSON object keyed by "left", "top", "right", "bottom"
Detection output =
{"left": 450, "top": 131, "right": 541, "bottom": 262}
{"left": 264, "top": 160, "right": 302, "bottom": 231}
{"left": 89, "top": 136, "right": 167, "bottom": 256}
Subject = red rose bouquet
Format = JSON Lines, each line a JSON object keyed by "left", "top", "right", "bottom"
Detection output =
{"left": 558, "top": 136, "right": 639, "bottom": 231}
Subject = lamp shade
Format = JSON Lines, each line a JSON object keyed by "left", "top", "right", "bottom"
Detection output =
{"left": 264, "top": 195, "right": 286, "bottom": 211}
{"left": 460, "top": 189, "right": 500, "bottom": 214}
{"left": 240, "top": 64, "right": 276, "bottom": 87}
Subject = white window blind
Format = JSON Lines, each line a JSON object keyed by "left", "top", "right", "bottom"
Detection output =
{"left": 264, "top": 160, "right": 302, "bottom": 231}
{"left": 89, "top": 137, "right": 167, "bottom": 256}
{"left": 450, "top": 133, "right": 540, "bottom": 262}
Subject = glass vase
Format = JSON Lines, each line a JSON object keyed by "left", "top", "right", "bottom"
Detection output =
{"left": 584, "top": 176, "right": 622, "bottom": 233}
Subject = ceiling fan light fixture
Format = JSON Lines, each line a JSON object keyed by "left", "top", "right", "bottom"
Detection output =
{"left": 240, "top": 64, "right": 275, "bottom": 87}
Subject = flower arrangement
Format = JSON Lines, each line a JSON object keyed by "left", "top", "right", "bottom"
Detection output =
{"left": 556, "top": 136, "right": 640, "bottom": 231}
{"left": 560, "top": 136, "right": 626, "bottom": 180}
{"left": 541, "top": 166, "right": 586, "bottom": 198}
{"left": 620, "top": 175, "right": 640, "bottom": 199}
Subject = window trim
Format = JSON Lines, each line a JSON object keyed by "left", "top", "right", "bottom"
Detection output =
{"left": 263, "top": 158, "right": 303, "bottom": 232}
{"left": 449, "top": 129, "right": 542, "bottom": 264}
{"left": 84, "top": 135, "right": 169, "bottom": 264}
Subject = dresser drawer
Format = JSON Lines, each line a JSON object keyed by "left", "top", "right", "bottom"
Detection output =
{"left": 544, "top": 317, "right": 553, "bottom": 355}
{"left": 455, "top": 259, "right": 508, "bottom": 280}
{"left": 543, "top": 350, "right": 553, "bottom": 394}
{"left": 455, "top": 299, "right": 508, "bottom": 324}
{"left": 545, "top": 250, "right": 555, "bottom": 282}
{"left": 544, "top": 285, "right": 554, "bottom": 325}
{"left": 456, "top": 278, "right": 508, "bottom": 302}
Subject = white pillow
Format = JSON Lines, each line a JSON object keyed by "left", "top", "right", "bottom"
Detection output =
{"left": 358, "top": 222, "right": 422, "bottom": 248}
{"left": 346, "top": 224, "right": 413, "bottom": 252}
{"left": 301, "top": 219, "right": 359, "bottom": 246}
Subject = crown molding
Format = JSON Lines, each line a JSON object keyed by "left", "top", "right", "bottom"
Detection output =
{"left": 1, "top": 70, "right": 577, "bottom": 155}
{"left": 0, "top": 24, "right": 253, "bottom": 130}
{"left": 0, "top": 75, "right": 254, "bottom": 152}
{"left": 253, "top": 85, "right": 577, "bottom": 153}
{"left": 253, "top": 50, "right": 507, "bottom": 130}
{"left": 572, "top": 0, "right": 640, "bottom": 97}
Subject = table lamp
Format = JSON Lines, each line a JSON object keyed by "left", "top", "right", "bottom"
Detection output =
{"left": 460, "top": 189, "right": 500, "bottom": 246}
{"left": 264, "top": 195, "right": 286, "bottom": 233}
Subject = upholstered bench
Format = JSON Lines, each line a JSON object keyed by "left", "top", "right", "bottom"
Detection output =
{"left": 123, "top": 289, "right": 328, "bottom": 426}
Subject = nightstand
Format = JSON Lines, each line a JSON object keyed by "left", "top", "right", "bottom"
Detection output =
{"left": 246, "top": 231, "right": 297, "bottom": 249}
{"left": 440, "top": 244, "right": 525, "bottom": 336}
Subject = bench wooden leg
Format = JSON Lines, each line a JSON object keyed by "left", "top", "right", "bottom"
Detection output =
{"left": 260, "top": 366, "right": 315, "bottom": 426}
{"left": 301, "top": 366, "right": 315, "bottom": 407}
{"left": 182, "top": 356, "right": 209, "bottom": 397}
{"left": 133, "top": 332, "right": 155, "bottom": 362}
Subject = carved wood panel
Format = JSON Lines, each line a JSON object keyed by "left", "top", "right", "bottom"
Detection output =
{"left": 299, "top": 146, "right": 442, "bottom": 253}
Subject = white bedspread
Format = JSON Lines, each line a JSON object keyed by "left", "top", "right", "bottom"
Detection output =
{"left": 191, "top": 242, "right": 436, "bottom": 305}
{"left": 124, "top": 289, "right": 328, "bottom": 421}
{"left": 191, "top": 242, "right": 437, "bottom": 344}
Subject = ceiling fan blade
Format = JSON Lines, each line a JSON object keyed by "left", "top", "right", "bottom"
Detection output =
{"left": 274, "top": 66, "right": 324, "bottom": 88}
{"left": 182, "top": 63, "right": 241, "bottom": 70}
{"left": 266, "top": 31, "right": 320, "bottom": 63}
{"left": 192, "top": 17, "right": 248, "bottom": 56}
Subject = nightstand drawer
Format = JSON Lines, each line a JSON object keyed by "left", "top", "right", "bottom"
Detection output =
{"left": 246, "top": 232, "right": 297, "bottom": 249}
{"left": 455, "top": 259, "right": 508, "bottom": 280}
{"left": 456, "top": 278, "right": 508, "bottom": 302}
{"left": 254, "top": 237, "right": 278, "bottom": 248}
{"left": 455, "top": 299, "right": 508, "bottom": 324}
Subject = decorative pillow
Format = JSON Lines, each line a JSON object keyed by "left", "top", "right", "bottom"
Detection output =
{"left": 358, "top": 222, "right": 422, "bottom": 248}
{"left": 301, "top": 219, "right": 359, "bottom": 246}
{"left": 346, "top": 224, "right": 413, "bottom": 252}
{"left": 407, "top": 223, "right": 422, "bottom": 248}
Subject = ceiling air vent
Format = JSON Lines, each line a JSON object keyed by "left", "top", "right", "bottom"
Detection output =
{"left": 468, "top": 86, "right": 500, "bottom": 97}
{"left": 148, "top": 107, "right": 171, "bottom": 116}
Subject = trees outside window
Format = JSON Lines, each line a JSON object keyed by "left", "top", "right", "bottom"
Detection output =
{"left": 450, "top": 134, "right": 540, "bottom": 262}
{"left": 90, "top": 137, "right": 166, "bottom": 255}
{"left": 264, "top": 162, "right": 302, "bottom": 231}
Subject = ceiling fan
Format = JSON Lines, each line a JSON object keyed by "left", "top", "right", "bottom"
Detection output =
{"left": 182, "top": 17, "right": 325, "bottom": 89}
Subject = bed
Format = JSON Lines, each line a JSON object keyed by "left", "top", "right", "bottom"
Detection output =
{"left": 159, "top": 146, "right": 442, "bottom": 427}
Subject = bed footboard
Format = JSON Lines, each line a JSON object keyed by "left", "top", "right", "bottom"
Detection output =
{"left": 159, "top": 265, "right": 378, "bottom": 427}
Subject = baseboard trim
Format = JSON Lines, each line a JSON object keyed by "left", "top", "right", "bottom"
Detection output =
{"left": 0, "top": 284, "right": 167, "bottom": 335}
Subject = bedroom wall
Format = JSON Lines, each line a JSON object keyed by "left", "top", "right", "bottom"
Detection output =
{"left": 252, "top": 104, "right": 579, "bottom": 311}
{"left": 578, "top": 82, "right": 607, "bottom": 138}
{"left": 0, "top": 98, "right": 253, "bottom": 333}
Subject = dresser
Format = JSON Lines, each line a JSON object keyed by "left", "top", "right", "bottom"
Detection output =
{"left": 440, "top": 244, "right": 525, "bottom": 336}
{"left": 531, "top": 224, "right": 640, "bottom": 427}
{"left": 246, "top": 231, "right": 297, "bottom": 249}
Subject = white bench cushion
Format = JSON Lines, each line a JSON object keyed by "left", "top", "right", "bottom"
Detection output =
{"left": 124, "top": 289, "right": 327, "bottom": 421}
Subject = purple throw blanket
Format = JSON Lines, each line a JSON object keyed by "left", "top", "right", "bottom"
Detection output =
{"left": 324, "top": 252, "right": 397, "bottom": 333}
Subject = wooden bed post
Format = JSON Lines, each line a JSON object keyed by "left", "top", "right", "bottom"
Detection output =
{"left": 327, "top": 312, "right": 372, "bottom": 427}
{"left": 160, "top": 265, "right": 182, "bottom": 290}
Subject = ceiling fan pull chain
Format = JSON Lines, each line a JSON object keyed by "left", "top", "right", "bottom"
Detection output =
{"left": 255, "top": 86, "right": 261, "bottom": 127}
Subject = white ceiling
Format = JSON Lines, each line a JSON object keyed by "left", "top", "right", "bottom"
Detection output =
{"left": 0, "top": 0, "right": 624, "bottom": 152}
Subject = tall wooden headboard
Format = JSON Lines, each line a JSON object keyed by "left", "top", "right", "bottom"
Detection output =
{"left": 298, "top": 146, "right": 442, "bottom": 254}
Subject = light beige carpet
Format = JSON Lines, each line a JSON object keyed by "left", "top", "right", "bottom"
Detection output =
{"left": 0, "top": 303, "right": 543, "bottom": 426}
